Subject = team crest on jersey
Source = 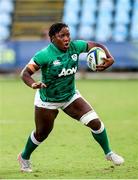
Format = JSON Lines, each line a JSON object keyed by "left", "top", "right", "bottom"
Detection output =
{"left": 71, "top": 54, "right": 77, "bottom": 61}
{"left": 53, "top": 60, "right": 61, "bottom": 66}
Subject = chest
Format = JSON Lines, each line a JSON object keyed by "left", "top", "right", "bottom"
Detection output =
{"left": 42, "top": 52, "right": 79, "bottom": 78}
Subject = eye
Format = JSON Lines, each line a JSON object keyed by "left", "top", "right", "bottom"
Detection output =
{"left": 66, "top": 33, "right": 70, "bottom": 37}
{"left": 58, "top": 32, "right": 70, "bottom": 39}
{"left": 60, "top": 34, "right": 64, "bottom": 38}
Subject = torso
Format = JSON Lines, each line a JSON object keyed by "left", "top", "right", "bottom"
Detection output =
{"left": 33, "top": 41, "right": 87, "bottom": 102}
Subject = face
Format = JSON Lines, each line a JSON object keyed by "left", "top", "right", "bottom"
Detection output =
{"left": 52, "top": 27, "right": 71, "bottom": 51}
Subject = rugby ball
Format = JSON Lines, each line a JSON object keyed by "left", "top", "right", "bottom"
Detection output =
{"left": 87, "top": 47, "right": 106, "bottom": 71}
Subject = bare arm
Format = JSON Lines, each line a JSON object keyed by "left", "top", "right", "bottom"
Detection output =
{"left": 87, "top": 41, "right": 114, "bottom": 71}
{"left": 20, "top": 62, "right": 46, "bottom": 89}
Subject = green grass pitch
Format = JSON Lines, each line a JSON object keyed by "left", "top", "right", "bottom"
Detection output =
{"left": 0, "top": 77, "right": 138, "bottom": 179}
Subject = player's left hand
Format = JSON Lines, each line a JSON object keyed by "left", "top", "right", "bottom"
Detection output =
{"left": 96, "top": 57, "right": 114, "bottom": 71}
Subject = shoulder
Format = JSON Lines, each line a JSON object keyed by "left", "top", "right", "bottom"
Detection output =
{"left": 36, "top": 44, "right": 51, "bottom": 56}
{"left": 34, "top": 44, "right": 53, "bottom": 59}
{"left": 71, "top": 40, "right": 87, "bottom": 46}
{"left": 32, "top": 44, "right": 53, "bottom": 66}
{"left": 70, "top": 40, "right": 88, "bottom": 53}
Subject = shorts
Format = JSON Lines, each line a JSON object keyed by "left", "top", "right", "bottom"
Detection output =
{"left": 34, "top": 90, "right": 82, "bottom": 110}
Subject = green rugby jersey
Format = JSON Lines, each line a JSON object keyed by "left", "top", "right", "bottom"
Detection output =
{"left": 32, "top": 40, "right": 88, "bottom": 102}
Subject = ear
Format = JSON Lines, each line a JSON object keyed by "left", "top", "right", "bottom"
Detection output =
{"left": 51, "top": 35, "right": 55, "bottom": 42}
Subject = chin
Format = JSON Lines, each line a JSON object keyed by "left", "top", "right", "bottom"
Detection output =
{"left": 61, "top": 47, "right": 68, "bottom": 51}
{"left": 64, "top": 48, "right": 68, "bottom": 52}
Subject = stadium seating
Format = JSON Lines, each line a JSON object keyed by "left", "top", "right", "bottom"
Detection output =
{"left": 0, "top": 12, "right": 12, "bottom": 26}
{"left": 0, "top": 0, "right": 14, "bottom": 13}
{"left": 69, "top": 25, "right": 77, "bottom": 39}
{"left": 115, "top": 0, "right": 131, "bottom": 12}
{"left": 81, "top": 0, "right": 97, "bottom": 14}
{"left": 63, "top": 11, "right": 80, "bottom": 26}
{"left": 12, "top": 0, "right": 64, "bottom": 39}
{"left": 130, "top": 0, "right": 138, "bottom": 39}
{"left": 62, "top": 0, "right": 137, "bottom": 42}
{"left": 64, "top": 0, "right": 80, "bottom": 13}
{"left": 95, "top": 24, "right": 112, "bottom": 42}
{"left": 80, "top": 10, "right": 96, "bottom": 26}
{"left": 0, "top": 25, "right": 10, "bottom": 41}
{"left": 78, "top": 25, "right": 95, "bottom": 40}
{"left": 130, "top": 18, "right": 138, "bottom": 39}
{"left": 0, "top": 0, "right": 14, "bottom": 41}
{"left": 114, "top": 10, "right": 130, "bottom": 25}
{"left": 97, "top": 11, "right": 113, "bottom": 26}
{"left": 1, "top": 0, "right": 138, "bottom": 42}
{"left": 112, "top": 24, "right": 129, "bottom": 42}
{"left": 99, "top": 0, "right": 114, "bottom": 12}
{"left": 63, "top": 0, "right": 80, "bottom": 26}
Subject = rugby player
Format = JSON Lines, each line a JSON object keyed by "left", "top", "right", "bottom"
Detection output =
{"left": 18, "top": 22, "right": 124, "bottom": 172}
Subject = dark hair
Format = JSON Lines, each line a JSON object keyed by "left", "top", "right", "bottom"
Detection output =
{"left": 48, "top": 22, "right": 68, "bottom": 41}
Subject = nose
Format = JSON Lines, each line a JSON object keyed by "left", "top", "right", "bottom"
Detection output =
{"left": 64, "top": 35, "right": 69, "bottom": 42}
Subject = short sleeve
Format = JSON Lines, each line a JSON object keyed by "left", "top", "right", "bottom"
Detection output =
{"left": 32, "top": 48, "right": 47, "bottom": 67}
{"left": 73, "top": 40, "right": 88, "bottom": 54}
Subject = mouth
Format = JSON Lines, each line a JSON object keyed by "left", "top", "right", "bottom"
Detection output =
{"left": 64, "top": 42, "right": 69, "bottom": 49}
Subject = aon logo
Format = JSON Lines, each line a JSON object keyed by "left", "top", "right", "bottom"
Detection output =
{"left": 58, "top": 67, "right": 77, "bottom": 77}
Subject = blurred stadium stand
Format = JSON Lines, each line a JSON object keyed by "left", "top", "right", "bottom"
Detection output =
{"left": 63, "top": 0, "right": 137, "bottom": 42}
{"left": 11, "top": 0, "right": 64, "bottom": 39}
{"left": 0, "top": 0, "right": 137, "bottom": 42}
{"left": 0, "top": 0, "right": 14, "bottom": 41}
{"left": 0, "top": 0, "right": 138, "bottom": 73}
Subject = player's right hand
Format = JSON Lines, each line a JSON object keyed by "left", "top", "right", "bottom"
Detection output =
{"left": 96, "top": 57, "right": 114, "bottom": 71}
{"left": 31, "top": 82, "right": 47, "bottom": 89}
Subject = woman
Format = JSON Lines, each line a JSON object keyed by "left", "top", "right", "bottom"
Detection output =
{"left": 18, "top": 22, "right": 124, "bottom": 172}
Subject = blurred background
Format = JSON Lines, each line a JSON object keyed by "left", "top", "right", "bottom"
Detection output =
{"left": 0, "top": 0, "right": 138, "bottom": 78}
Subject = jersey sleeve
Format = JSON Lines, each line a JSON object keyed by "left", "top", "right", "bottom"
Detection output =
{"left": 73, "top": 40, "right": 88, "bottom": 54}
{"left": 31, "top": 49, "right": 47, "bottom": 67}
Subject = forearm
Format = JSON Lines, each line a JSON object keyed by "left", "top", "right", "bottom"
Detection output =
{"left": 88, "top": 41, "right": 114, "bottom": 59}
{"left": 21, "top": 66, "right": 46, "bottom": 89}
{"left": 20, "top": 67, "right": 35, "bottom": 88}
